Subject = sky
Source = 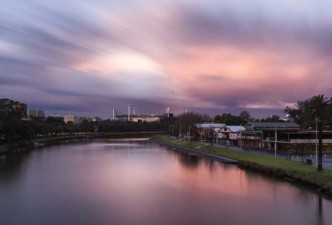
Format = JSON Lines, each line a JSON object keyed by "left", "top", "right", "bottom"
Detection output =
{"left": 1, "top": 0, "right": 332, "bottom": 118}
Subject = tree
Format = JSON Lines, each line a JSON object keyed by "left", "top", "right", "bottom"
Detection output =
{"left": 214, "top": 113, "right": 245, "bottom": 125}
{"left": 261, "top": 114, "right": 281, "bottom": 122}
{"left": 308, "top": 95, "right": 330, "bottom": 171}
{"left": 285, "top": 100, "right": 313, "bottom": 128}
{"left": 174, "top": 112, "right": 210, "bottom": 139}
{"left": 239, "top": 111, "right": 251, "bottom": 122}
{"left": 0, "top": 99, "right": 33, "bottom": 142}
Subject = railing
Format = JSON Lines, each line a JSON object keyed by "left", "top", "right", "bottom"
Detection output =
{"left": 237, "top": 135, "right": 260, "bottom": 140}
{"left": 290, "top": 139, "right": 332, "bottom": 144}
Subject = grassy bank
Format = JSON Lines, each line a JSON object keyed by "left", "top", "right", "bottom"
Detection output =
{"left": 156, "top": 135, "right": 332, "bottom": 196}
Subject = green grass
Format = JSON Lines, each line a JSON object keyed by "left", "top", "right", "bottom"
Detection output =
{"left": 156, "top": 135, "right": 332, "bottom": 195}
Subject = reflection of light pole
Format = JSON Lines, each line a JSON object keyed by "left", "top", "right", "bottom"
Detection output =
{"left": 274, "top": 124, "right": 277, "bottom": 158}
{"left": 316, "top": 117, "right": 318, "bottom": 167}
{"left": 188, "top": 125, "right": 191, "bottom": 142}
{"left": 216, "top": 128, "right": 219, "bottom": 145}
{"left": 127, "top": 104, "right": 130, "bottom": 121}
{"left": 179, "top": 124, "right": 182, "bottom": 139}
{"left": 240, "top": 131, "right": 243, "bottom": 150}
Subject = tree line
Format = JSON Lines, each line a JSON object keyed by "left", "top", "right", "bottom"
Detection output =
{"left": 0, "top": 100, "right": 172, "bottom": 143}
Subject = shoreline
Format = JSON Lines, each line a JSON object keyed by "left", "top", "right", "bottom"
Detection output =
{"left": 153, "top": 135, "right": 332, "bottom": 197}
{"left": 0, "top": 131, "right": 165, "bottom": 155}
{"left": 2, "top": 133, "right": 331, "bottom": 197}
{"left": 153, "top": 139, "right": 237, "bottom": 164}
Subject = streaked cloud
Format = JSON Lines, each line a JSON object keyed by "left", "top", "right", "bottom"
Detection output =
{"left": 1, "top": 0, "right": 332, "bottom": 117}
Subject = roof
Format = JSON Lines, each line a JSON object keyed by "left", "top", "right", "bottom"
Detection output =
{"left": 213, "top": 128, "right": 220, "bottom": 133}
{"left": 194, "top": 123, "right": 225, "bottom": 129}
{"left": 223, "top": 126, "right": 245, "bottom": 132}
{"left": 247, "top": 122, "right": 300, "bottom": 129}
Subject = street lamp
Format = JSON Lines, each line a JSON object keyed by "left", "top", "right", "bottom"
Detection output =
{"left": 315, "top": 117, "right": 318, "bottom": 168}
{"left": 274, "top": 123, "right": 277, "bottom": 158}
{"left": 188, "top": 125, "right": 191, "bottom": 142}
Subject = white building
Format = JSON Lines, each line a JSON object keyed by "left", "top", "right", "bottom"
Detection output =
{"left": 131, "top": 115, "right": 160, "bottom": 123}
{"left": 217, "top": 126, "right": 245, "bottom": 139}
{"left": 64, "top": 114, "right": 80, "bottom": 124}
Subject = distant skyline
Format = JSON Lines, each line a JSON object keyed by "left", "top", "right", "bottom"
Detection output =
{"left": 1, "top": 1, "right": 332, "bottom": 118}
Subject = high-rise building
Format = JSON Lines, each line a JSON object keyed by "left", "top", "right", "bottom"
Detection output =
{"left": 28, "top": 109, "right": 45, "bottom": 118}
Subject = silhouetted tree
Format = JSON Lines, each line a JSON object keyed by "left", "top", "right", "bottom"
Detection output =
{"left": 173, "top": 112, "right": 210, "bottom": 138}
{"left": 285, "top": 100, "right": 313, "bottom": 128}
{"left": 309, "top": 95, "right": 330, "bottom": 171}
{"left": 214, "top": 113, "right": 245, "bottom": 125}
{"left": 240, "top": 111, "right": 252, "bottom": 122}
{"left": 261, "top": 114, "right": 281, "bottom": 122}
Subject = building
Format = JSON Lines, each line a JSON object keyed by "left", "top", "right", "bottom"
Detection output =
{"left": 64, "top": 114, "right": 80, "bottom": 124}
{"left": 238, "top": 122, "right": 301, "bottom": 150}
{"left": 80, "top": 116, "right": 102, "bottom": 122}
{"left": 131, "top": 115, "right": 160, "bottom": 123}
{"left": 28, "top": 109, "right": 45, "bottom": 118}
{"left": 216, "top": 125, "right": 245, "bottom": 145}
{"left": 270, "top": 130, "right": 332, "bottom": 153}
{"left": 115, "top": 114, "right": 161, "bottom": 123}
{"left": 112, "top": 105, "right": 170, "bottom": 122}
{"left": 194, "top": 123, "right": 225, "bottom": 142}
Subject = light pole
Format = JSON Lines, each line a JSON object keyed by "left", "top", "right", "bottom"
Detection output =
{"left": 127, "top": 104, "right": 130, "bottom": 121}
{"left": 216, "top": 129, "right": 219, "bottom": 146}
{"left": 274, "top": 124, "right": 277, "bottom": 158}
{"left": 315, "top": 117, "right": 318, "bottom": 167}
{"left": 188, "top": 125, "right": 191, "bottom": 142}
{"left": 200, "top": 128, "right": 202, "bottom": 143}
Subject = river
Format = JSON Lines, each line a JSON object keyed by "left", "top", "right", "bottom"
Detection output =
{"left": 0, "top": 138, "right": 331, "bottom": 225}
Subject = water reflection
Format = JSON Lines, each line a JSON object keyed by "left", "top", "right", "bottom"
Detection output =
{"left": 166, "top": 145, "right": 330, "bottom": 225}
{"left": 317, "top": 195, "right": 323, "bottom": 225}
{"left": 178, "top": 152, "right": 200, "bottom": 168}
{"left": 0, "top": 139, "right": 331, "bottom": 225}
{"left": 0, "top": 152, "right": 30, "bottom": 184}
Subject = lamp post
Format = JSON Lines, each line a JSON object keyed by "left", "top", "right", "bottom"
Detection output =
{"left": 188, "top": 125, "right": 191, "bottom": 142}
{"left": 274, "top": 124, "right": 277, "bottom": 158}
{"left": 315, "top": 117, "right": 318, "bottom": 168}
{"left": 127, "top": 104, "right": 131, "bottom": 121}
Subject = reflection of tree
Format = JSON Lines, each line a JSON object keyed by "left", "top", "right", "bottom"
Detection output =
{"left": 206, "top": 160, "right": 218, "bottom": 172}
{"left": 202, "top": 160, "right": 223, "bottom": 174}
{"left": 0, "top": 152, "right": 29, "bottom": 184}
{"left": 178, "top": 152, "right": 200, "bottom": 168}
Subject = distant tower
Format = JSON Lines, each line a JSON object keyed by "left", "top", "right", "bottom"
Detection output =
{"left": 128, "top": 104, "right": 131, "bottom": 121}
{"left": 112, "top": 108, "right": 116, "bottom": 120}
{"left": 165, "top": 105, "right": 170, "bottom": 117}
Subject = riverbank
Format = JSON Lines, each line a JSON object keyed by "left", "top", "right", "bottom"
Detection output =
{"left": 154, "top": 139, "right": 237, "bottom": 164}
{"left": 154, "top": 135, "right": 332, "bottom": 196}
{"left": 0, "top": 131, "right": 166, "bottom": 155}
